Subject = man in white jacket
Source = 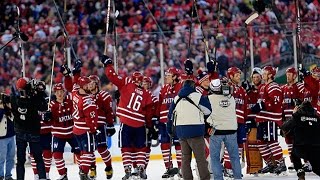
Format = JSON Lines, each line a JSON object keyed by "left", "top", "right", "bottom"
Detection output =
{"left": 207, "top": 79, "right": 242, "bottom": 180}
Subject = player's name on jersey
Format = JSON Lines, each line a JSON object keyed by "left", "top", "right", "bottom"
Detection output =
{"left": 59, "top": 115, "right": 72, "bottom": 122}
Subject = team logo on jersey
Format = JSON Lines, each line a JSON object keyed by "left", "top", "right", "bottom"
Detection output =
{"left": 219, "top": 100, "right": 231, "bottom": 107}
{"left": 90, "top": 111, "right": 96, "bottom": 118}
{"left": 59, "top": 115, "right": 72, "bottom": 122}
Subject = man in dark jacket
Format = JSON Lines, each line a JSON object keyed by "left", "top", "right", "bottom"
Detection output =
{"left": 281, "top": 101, "right": 320, "bottom": 179}
{"left": 167, "top": 79, "right": 212, "bottom": 180}
{"left": 10, "top": 78, "right": 48, "bottom": 180}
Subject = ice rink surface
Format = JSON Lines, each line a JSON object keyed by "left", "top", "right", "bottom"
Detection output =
{"left": 12, "top": 155, "right": 319, "bottom": 180}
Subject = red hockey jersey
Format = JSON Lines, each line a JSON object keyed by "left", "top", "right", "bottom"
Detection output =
{"left": 40, "top": 115, "right": 52, "bottom": 134}
{"left": 230, "top": 83, "right": 247, "bottom": 124}
{"left": 50, "top": 94, "right": 74, "bottom": 139}
{"left": 256, "top": 82, "right": 283, "bottom": 126}
{"left": 105, "top": 66, "right": 154, "bottom": 128}
{"left": 158, "top": 82, "right": 183, "bottom": 123}
{"left": 281, "top": 82, "right": 304, "bottom": 119}
{"left": 247, "top": 87, "right": 260, "bottom": 120}
{"left": 92, "top": 90, "right": 114, "bottom": 127}
{"left": 72, "top": 91, "right": 98, "bottom": 135}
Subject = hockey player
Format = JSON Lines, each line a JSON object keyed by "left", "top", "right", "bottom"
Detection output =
{"left": 45, "top": 83, "right": 81, "bottom": 180}
{"left": 251, "top": 65, "right": 286, "bottom": 174}
{"left": 100, "top": 55, "right": 154, "bottom": 180}
{"left": 281, "top": 67, "right": 304, "bottom": 171}
{"left": 157, "top": 67, "right": 183, "bottom": 178}
{"left": 72, "top": 76, "right": 98, "bottom": 180}
{"left": 88, "top": 75, "right": 115, "bottom": 179}
{"left": 245, "top": 67, "right": 263, "bottom": 174}
{"left": 223, "top": 67, "right": 248, "bottom": 177}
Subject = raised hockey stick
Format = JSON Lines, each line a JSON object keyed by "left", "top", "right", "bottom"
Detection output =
{"left": 294, "top": 0, "right": 303, "bottom": 82}
{"left": 187, "top": 0, "right": 195, "bottom": 59}
{"left": 52, "top": 0, "right": 80, "bottom": 62}
{"left": 104, "top": 0, "right": 111, "bottom": 55}
{"left": 48, "top": 31, "right": 63, "bottom": 109}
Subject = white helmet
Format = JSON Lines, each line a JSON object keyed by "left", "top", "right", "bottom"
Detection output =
{"left": 209, "top": 79, "right": 221, "bottom": 92}
{"left": 251, "top": 67, "right": 262, "bottom": 77}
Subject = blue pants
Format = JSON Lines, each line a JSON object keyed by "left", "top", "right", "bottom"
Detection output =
{"left": 16, "top": 132, "right": 46, "bottom": 180}
{"left": 52, "top": 136, "right": 80, "bottom": 154}
{"left": 75, "top": 132, "right": 96, "bottom": 153}
{"left": 0, "top": 136, "right": 15, "bottom": 179}
{"left": 257, "top": 121, "right": 278, "bottom": 142}
{"left": 210, "top": 133, "right": 242, "bottom": 180}
{"left": 118, "top": 123, "right": 146, "bottom": 148}
{"left": 158, "top": 122, "right": 179, "bottom": 145}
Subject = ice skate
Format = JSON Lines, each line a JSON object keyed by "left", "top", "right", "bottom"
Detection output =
{"left": 89, "top": 166, "right": 96, "bottom": 179}
{"left": 288, "top": 163, "right": 295, "bottom": 173}
{"left": 258, "top": 163, "right": 276, "bottom": 174}
{"left": 161, "top": 167, "right": 179, "bottom": 179}
{"left": 274, "top": 160, "right": 287, "bottom": 175}
{"left": 302, "top": 162, "right": 312, "bottom": 172}
{"left": 223, "top": 168, "right": 234, "bottom": 178}
{"left": 122, "top": 166, "right": 132, "bottom": 180}
{"left": 105, "top": 166, "right": 113, "bottom": 179}
{"left": 56, "top": 173, "right": 68, "bottom": 180}
{"left": 138, "top": 166, "right": 147, "bottom": 179}
{"left": 79, "top": 170, "right": 90, "bottom": 180}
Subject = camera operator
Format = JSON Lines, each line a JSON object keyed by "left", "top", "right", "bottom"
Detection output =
{"left": 10, "top": 77, "right": 48, "bottom": 180}
{"left": 281, "top": 101, "right": 320, "bottom": 179}
{"left": 207, "top": 79, "right": 242, "bottom": 180}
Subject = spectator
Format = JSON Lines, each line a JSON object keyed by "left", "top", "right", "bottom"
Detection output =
{"left": 0, "top": 95, "right": 15, "bottom": 180}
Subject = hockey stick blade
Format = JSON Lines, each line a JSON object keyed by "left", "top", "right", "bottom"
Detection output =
{"left": 245, "top": 12, "right": 259, "bottom": 25}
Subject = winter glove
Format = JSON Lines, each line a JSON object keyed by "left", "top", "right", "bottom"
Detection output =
{"left": 245, "top": 118, "right": 256, "bottom": 134}
{"left": 207, "top": 59, "right": 217, "bottom": 73}
{"left": 72, "top": 59, "right": 82, "bottom": 74}
{"left": 60, "top": 64, "right": 71, "bottom": 77}
{"left": 184, "top": 59, "right": 193, "bottom": 75}
{"left": 299, "top": 67, "right": 310, "bottom": 76}
{"left": 241, "top": 80, "right": 252, "bottom": 92}
{"left": 100, "top": 55, "right": 113, "bottom": 66}
{"left": 42, "top": 111, "right": 51, "bottom": 122}
{"left": 251, "top": 100, "right": 265, "bottom": 113}
{"left": 147, "top": 126, "right": 159, "bottom": 140}
{"left": 106, "top": 124, "right": 116, "bottom": 137}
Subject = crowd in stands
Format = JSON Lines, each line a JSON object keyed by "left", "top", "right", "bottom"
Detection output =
{"left": 0, "top": 0, "right": 320, "bottom": 94}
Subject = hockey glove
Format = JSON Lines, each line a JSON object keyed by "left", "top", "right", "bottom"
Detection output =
{"left": 299, "top": 67, "right": 310, "bottom": 77}
{"left": 241, "top": 80, "right": 252, "bottom": 92}
{"left": 106, "top": 124, "right": 116, "bottom": 137}
{"left": 72, "top": 59, "right": 82, "bottom": 74}
{"left": 100, "top": 55, "right": 113, "bottom": 66}
{"left": 251, "top": 100, "right": 265, "bottom": 113}
{"left": 147, "top": 126, "right": 159, "bottom": 140}
{"left": 207, "top": 59, "right": 218, "bottom": 73}
{"left": 245, "top": 118, "right": 256, "bottom": 134}
{"left": 184, "top": 59, "right": 193, "bottom": 75}
{"left": 60, "top": 64, "right": 71, "bottom": 77}
{"left": 114, "top": 90, "right": 120, "bottom": 103}
{"left": 42, "top": 111, "right": 52, "bottom": 122}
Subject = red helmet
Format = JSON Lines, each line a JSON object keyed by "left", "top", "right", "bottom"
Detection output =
{"left": 89, "top": 75, "right": 100, "bottom": 84}
{"left": 166, "top": 67, "right": 180, "bottom": 77}
{"left": 78, "top": 76, "right": 91, "bottom": 89}
{"left": 263, "top": 66, "right": 277, "bottom": 77}
{"left": 16, "top": 77, "right": 29, "bottom": 90}
{"left": 286, "top": 67, "right": 297, "bottom": 75}
{"left": 143, "top": 76, "right": 152, "bottom": 87}
{"left": 227, "top": 67, "right": 241, "bottom": 79}
{"left": 53, "top": 83, "right": 64, "bottom": 91}
{"left": 131, "top": 71, "right": 143, "bottom": 83}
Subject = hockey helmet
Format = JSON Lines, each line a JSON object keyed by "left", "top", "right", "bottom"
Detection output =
{"left": 262, "top": 65, "right": 277, "bottom": 77}
{"left": 251, "top": 67, "right": 262, "bottom": 77}
{"left": 78, "top": 76, "right": 91, "bottom": 89}
{"left": 166, "top": 67, "right": 180, "bottom": 77}
{"left": 53, "top": 83, "right": 64, "bottom": 91}
{"left": 227, "top": 67, "right": 241, "bottom": 79}
{"left": 131, "top": 71, "right": 143, "bottom": 83}
{"left": 16, "top": 77, "right": 29, "bottom": 90}
{"left": 286, "top": 67, "right": 297, "bottom": 75}
{"left": 89, "top": 75, "right": 100, "bottom": 84}
{"left": 143, "top": 76, "right": 152, "bottom": 87}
